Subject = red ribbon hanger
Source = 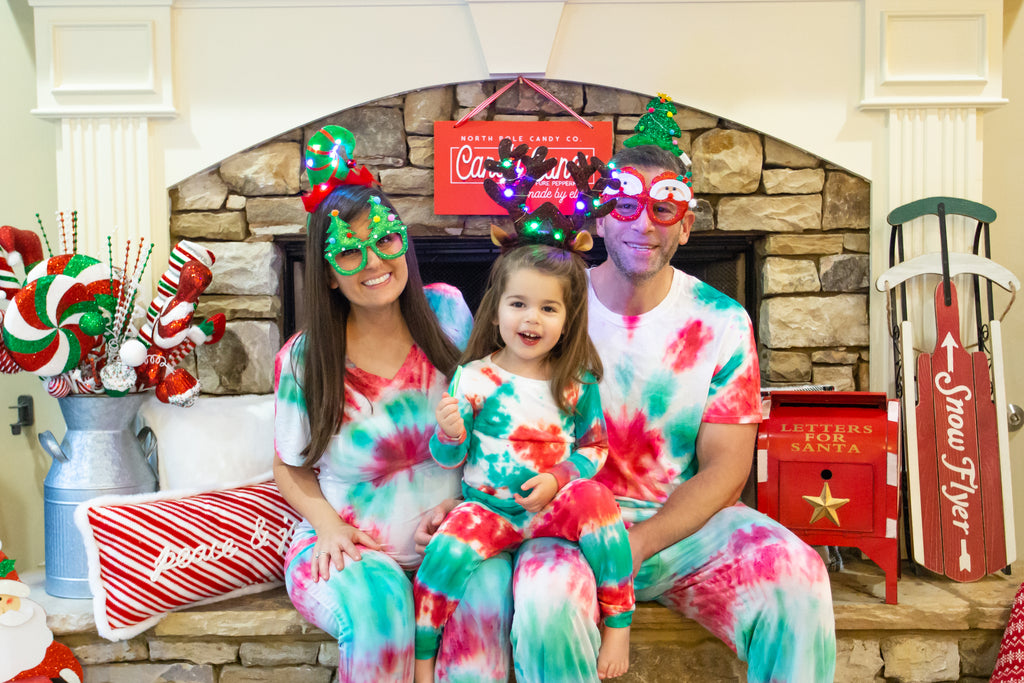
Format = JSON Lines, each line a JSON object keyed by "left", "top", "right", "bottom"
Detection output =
{"left": 454, "top": 76, "right": 594, "bottom": 129}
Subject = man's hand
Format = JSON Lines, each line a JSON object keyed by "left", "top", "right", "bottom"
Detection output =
{"left": 414, "top": 498, "right": 459, "bottom": 554}
{"left": 514, "top": 473, "right": 558, "bottom": 512}
{"left": 435, "top": 394, "right": 465, "bottom": 440}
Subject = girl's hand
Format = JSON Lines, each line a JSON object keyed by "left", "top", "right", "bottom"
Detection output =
{"left": 414, "top": 497, "right": 459, "bottom": 554}
{"left": 435, "top": 394, "right": 465, "bottom": 440}
{"left": 310, "top": 522, "right": 382, "bottom": 582}
{"left": 514, "top": 473, "right": 558, "bottom": 512}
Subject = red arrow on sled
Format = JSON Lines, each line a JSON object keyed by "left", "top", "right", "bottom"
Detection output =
{"left": 913, "top": 282, "right": 1006, "bottom": 581}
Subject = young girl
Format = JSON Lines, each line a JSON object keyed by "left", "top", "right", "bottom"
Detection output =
{"left": 413, "top": 243, "right": 635, "bottom": 682}
{"left": 273, "top": 126, "right": 512, "bottom": 683}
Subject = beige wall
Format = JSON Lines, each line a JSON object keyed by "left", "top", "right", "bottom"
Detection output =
{"left": 984, "top": 0, "right": 1024, "bottom": 559}
{"left": 0, "top": 0, "right": 61, "bottom": 569}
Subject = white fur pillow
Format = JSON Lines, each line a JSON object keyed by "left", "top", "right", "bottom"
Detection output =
{"left": 74, "top": 479, "right": 300, "bottom": 641}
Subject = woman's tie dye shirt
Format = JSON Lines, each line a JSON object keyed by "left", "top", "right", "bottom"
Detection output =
{"left": 274, "top": 284, "right": 473, "bottom": 571}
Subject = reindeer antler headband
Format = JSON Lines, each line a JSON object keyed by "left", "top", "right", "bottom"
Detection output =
{"left": 302, "top": 125, "right": 376, "bottom": 213}
{"left": 483, "top": 138, "right": 620, "bottom": 254}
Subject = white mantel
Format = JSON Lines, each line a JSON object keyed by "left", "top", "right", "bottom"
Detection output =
{"left": 27, "top": 0, "right": 1007, "bottom": 394}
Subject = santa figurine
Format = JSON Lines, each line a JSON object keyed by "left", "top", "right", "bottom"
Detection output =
{"left": 0, "top": 540, "right": 83, "bottom": 683}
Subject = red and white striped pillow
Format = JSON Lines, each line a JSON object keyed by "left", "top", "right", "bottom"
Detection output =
{"left": 75, "top": 479, "right": 301, "bottom": 640}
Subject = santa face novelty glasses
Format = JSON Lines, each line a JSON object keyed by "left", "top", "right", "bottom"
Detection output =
{"left": 323, "top": 197, "right": 409, "bottom": 276}
{"left": 602, "top": 167, "right": 695, "bottom": 226}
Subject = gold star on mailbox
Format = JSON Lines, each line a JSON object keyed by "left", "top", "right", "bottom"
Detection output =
{"left": 802, "top": 482, "right": 850, "bottom": 526}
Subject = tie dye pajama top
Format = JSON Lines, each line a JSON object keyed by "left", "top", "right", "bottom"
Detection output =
{"left": 588, "top": 269, "right": 763, "bottom": 518}
{"left": 273, "top": 283, "right": 473, "bottom": 571}
{"left": 429, "top": 356, "right": 608, "bottom": 511}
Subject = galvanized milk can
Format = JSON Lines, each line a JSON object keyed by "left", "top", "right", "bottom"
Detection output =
{"left": 38, "top": 394, "right": 159, "bottom": 598}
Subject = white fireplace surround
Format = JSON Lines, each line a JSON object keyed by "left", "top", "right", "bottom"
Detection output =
{"left": 26, "top": 0, "right": 1007, "bottom": 399}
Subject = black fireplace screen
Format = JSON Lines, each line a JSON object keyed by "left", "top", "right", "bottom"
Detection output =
{"left": 278, "top": 234, "right": 756, "bottom": 342}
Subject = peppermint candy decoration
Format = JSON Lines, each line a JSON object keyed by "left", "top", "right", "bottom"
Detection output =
{"left": 0, "top": 256, "right": 18, "bottom": 301}
{"left": 155, "top": 241, "right": 215, "bottom": 302}
{"left": 27, "top": 253, "right": 117, "bottom": 296}
{"left": 27, "top": 253, "right": 121, "bottom": 328}
{"left": 305, "top": 125, "right": 357, "bottom": 187}
{"left": 1, "top": 274, "right": 103, "bottom": 375}
{"left": 0, "top": 345, "right": 19, "bottom": 374}
{"left": 0, "top": 312, "right": 20, "bottom": 374}
{"left": 45, "top": 374, "right": 72, "bottom": 398}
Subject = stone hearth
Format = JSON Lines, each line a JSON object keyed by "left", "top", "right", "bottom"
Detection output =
{"left": 33, "top": 556, "right": 1018, "bottom": 683}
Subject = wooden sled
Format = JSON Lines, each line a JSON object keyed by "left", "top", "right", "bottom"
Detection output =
{"left": 876, "top": 197, "right": 1018, "bottom": 581}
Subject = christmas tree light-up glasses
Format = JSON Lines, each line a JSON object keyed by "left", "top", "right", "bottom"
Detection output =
{"left": 602, "top": 167, "right": 695, "bottom": 226}
{"left": 323, "top": 197, "right": 408, "bottom": 276}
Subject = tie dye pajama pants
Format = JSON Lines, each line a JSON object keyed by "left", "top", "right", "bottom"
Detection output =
{"left": 413, "top": 478, "right": 634, "bottom": 661}
{"left": 511, "top": 502, "right": 836, "bottom": 683}
{"left": 284, "top": 529, "right": 513, "bottom": 683}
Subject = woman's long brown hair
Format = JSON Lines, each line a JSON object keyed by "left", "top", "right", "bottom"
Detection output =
{"left": 460, "top": 244, "right": 602, "bottom": 414}
{"left": 295, "top": 185, "right": 461, "bottom": 467}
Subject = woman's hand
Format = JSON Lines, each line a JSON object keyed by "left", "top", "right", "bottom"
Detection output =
{"left": 414, "top": 497, "right": 459, "bottom": 554}
{"left": 435, "top": 394, "right": 465, "bottom": 440}
{"left": 514, "top": 473, "right": 558, "bottom": 513}
{"left": 275, "top": 456, "right": 381, "bottom": 582}
{"left": 310, "top": 520, "right": 382, "bottom": 583}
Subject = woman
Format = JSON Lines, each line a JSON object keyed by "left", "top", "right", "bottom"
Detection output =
{"left": 273, "top": 141, "right": 512, "bottom": 682}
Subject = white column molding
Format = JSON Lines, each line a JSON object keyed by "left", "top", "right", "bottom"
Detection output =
{"left": 55, "top": 117, "right": 155, "bottom": 264}
{"left": 30, "top": 0, "right": 174, "bottom": 298}
{"left": 881, "top": 107, "right": 983, "bottom": 353}
{"left": 29, "top": 0, "right": 175, "bottom": 119}
{"left": 863, "top": 0, "right": 1004, "bottom": 393}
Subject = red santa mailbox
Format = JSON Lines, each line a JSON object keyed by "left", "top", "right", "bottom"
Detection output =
{"left": 757, "top": 391, "right": 901, "bottom": 604}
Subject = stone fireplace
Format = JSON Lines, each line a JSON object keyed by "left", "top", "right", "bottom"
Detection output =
{"left": 167, "top": 81, "right": 872, "bottom": 395}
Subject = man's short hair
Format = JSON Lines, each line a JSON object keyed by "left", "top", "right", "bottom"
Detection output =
{"left": 610, "top": 145, "right": 686, "bottom": 175}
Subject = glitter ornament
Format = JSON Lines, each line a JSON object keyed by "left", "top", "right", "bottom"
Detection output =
{"left": 119, "top": 339, "right": 147, "bottom": 367}
{"left": 0, "top": 213, "right": 222, "bottom": 405}
{"left": 2, "top": 274, "right": 102, "bottom": 376}
{"left": 0, "top": 257, "right": 17, "bottom": 301}
{"left": 44, "top": 374, "right": 72, "bottom": 398}
{"left": 100, "top": 361, "right": 137, "bottom": 396}
{"left": 79, "top": 311, "right": 105, "bottom": 337}
{"left": 155, "top": 367, "right": 200, "bottom": 407}
{"left": 0, "top": 224, "right": 45, "bottom": 271}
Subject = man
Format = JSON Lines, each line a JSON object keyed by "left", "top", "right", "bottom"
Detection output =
{"left": 510, "top": 143, "right": 836, "bottom": 683}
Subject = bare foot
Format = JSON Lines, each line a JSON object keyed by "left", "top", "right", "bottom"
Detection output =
{"left": 414, "top": 657, "right": 436, "bottom": 683}
{"left": 597, "top": 624, "right": 630, "bottom": 679}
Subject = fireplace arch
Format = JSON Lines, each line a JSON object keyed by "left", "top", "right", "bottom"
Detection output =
{"left": 169, "top": 80, "right": 871, "bottom": 396}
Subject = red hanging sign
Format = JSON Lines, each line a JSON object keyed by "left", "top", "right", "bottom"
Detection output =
{"left": 433, "top": 120, "right": 614, "bottom": 215}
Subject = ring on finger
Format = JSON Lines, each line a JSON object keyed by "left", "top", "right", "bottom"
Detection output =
{"left": 314, "top": 551, "right": 324, "bottom": 559}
